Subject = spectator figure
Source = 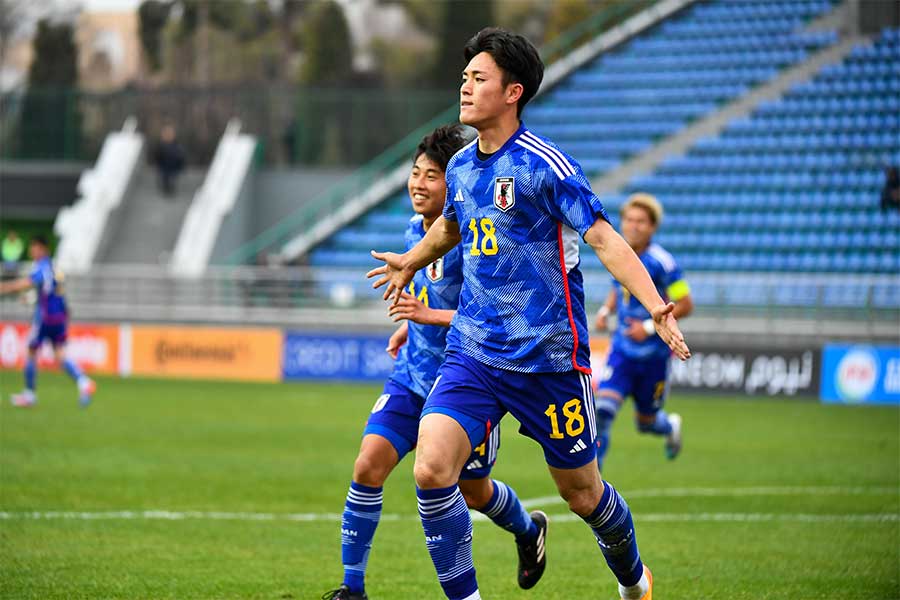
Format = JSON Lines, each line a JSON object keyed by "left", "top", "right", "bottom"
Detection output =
{"left": 2, "top": 230, "right": 24, "bottom": 280}
{"left": 153, "top": 124, "right": 186, "bottom": 197}
{"left": 282, "top": 118, "right": 299, "bottom": 165}
{"left": 880, "top": 166, "right": 899, "bottom": 213}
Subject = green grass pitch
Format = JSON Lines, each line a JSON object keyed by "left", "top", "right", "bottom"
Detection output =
{"left": 0, "top": 372, "right": 897, "bottom": 599}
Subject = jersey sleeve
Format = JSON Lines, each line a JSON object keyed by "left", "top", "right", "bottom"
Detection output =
{"left": 538, "top": 166, "right": 610, "bottom": 237}
{"left": 441, "top": 159, "right": 459, "bottom": 223}
{"left": 29, "top": 264, "right": 42, "bottom": 288}
{"left": 656, "top": 253, "right": 691, "bottom": 301}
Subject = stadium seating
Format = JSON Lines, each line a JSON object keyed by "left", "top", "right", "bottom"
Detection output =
{"left": 602, "top": 27, "right": 900, "bottom": 283}
{"left": 528, "top": 0, "right": 837, "bottom": 176}
{"left": 309, "top": 4, "right": 898, "bottom": 311}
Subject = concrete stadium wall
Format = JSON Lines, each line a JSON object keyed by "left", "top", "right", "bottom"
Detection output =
{"left": 210, "top": 166, "right": 352, "bottom": 264}
{"left": 0, "top": 162, "right": 88, "bottom": 219}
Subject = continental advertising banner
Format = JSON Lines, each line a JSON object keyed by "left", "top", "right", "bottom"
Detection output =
{"left": 0, "top": 321, "right": 120, "bottom": 374}
{"left": 282, "top": 331, "right": 395, "bottom": 381}
{"left": 128, "top": 325, "right": 282, "bottom": 382}
{"left": 820, "top": 344, "right": 900, "bottom": 405}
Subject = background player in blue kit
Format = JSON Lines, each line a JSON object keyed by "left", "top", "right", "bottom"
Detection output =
{"left": 323, "top": 126, "right": 546, "bottom": 600}
{"left": 594, "top": 193, "right": 694, "bottom": 470}
{"left": 0, "top": 235, "right": 95, "bottom": 408}
{"left": 369, "top": 28, "right": 690, "bottom": 600}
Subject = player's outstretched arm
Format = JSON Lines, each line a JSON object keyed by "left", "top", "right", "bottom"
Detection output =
{"left": 584, "top": 218, "right": 691, "bottom": 360}
{"left": 386, "top": 321, "right": 408, "bottom": 359}
{"left": 0, "top": 277, "right": 32, "bottom": 296}
{"left": 595, "top": 289, "right": 617, "bottom": 331}
{"left": 367, "top": 216, "right": 462, "bottom": 304}
{"left": 389, "top": 291, "right": 455, "bottom": 326}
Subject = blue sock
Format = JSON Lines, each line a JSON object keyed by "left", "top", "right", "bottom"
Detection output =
{"left": 417, "top": 485, "right": 478, "bottom": 600}
{"left": 583, "top": 481, "right": 643, "bottom": 587}
{"left": 24, "top": 358, "right": 36, "bottom": 391}
{"left": 479, "top": 479, "right": 537, "bottom": 543}
{"left": 637, "top": 410, "right": 672, "bottom": 436}
{"left": 62, "top": 359, "right": 83, "bottom": 382}
{"left": 594, "top": 396, "right": 620, "bottom": 470}
{"left": 340, "top": 481, "right": 383, "bottom": 594}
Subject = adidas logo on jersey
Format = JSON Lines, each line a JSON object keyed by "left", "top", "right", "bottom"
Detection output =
{"left": 466, "top": 459, "right": 483, "bottom": 470}
{"left": 569, "top": 439, "right": 588, "bottom": 454}
{"left": 453, "top": 190, "right": 465, "bottom": 203}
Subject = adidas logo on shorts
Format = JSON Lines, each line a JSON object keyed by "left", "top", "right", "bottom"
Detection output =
{"left": 569, "top": 439, "right": 588, "bottom": 454}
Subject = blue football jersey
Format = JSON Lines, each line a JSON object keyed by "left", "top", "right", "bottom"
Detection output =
{"left": 29, "top": 257, "right": 68, "bottom": 326}
{"left": 442, "top": 124, "right": 609, "bottom": 374}
{"left": 390, "top": 214, "right": 464, "bottom": 399}
{"left": 611, "top": 242, "right": 689, "bottom": 360}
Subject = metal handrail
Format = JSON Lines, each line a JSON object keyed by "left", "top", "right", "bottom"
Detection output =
{"left": 2, "top": 266, "right": 895, "bottom": 331}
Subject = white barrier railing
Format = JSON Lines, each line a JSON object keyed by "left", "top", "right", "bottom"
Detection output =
{"left": 0, "top": 266, "right": 894, "bottom": 341}
{"left": 54, "top": 117, "right": 143, "bottom": 274}
{"left": 170, "top": 119, "right": 256, "bottom": 278}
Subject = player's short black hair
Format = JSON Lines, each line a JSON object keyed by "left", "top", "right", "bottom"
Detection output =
{"left": 29, "top": 235, "right": 49, "bottom": 247}
{"left": 413, "top": 124, "right": 469, "bottom": 172}
{"left": 463, "top": 27, "right": 544, "bottom": 118}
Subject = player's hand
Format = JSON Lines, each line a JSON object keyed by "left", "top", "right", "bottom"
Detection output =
{"left": 595, "top": 312, "right": 609, "bottom": 331}
{"left": 388, "top": 291, "right": 432, "bottom": 325}
{"left": 386, "top": 326, "right": 408, "bottom": 359}
{"left": 651, "top": 302, "right": 691, "bottom": 360}
{"left": 367, "top": 250, "right": 415, "bottom": 305}
{"left": 623, "top": 317, "right": 648, "bottom": 342}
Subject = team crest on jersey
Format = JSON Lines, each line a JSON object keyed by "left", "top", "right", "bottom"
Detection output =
{"left": 494, "top": 177, "right": 515, "bottom": 211}
{"left": 426, "top": 257, "right": 444, "bottom": 282}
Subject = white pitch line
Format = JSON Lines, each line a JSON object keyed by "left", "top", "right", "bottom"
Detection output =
{"left": 519, "top": 485, "right": 899, "bottom": 509}
{"left": 1, "top": 486, "right": 895, "bottom": 524}
{"left": 551, "top": 513, "right": 900, "bottom": 524}
{"left": 0, "top": 510, "right": 896, "bottom": 525}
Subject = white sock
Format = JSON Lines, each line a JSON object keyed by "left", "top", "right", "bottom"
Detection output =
{"left": 618, "top": 571, "right": 649, "bottom": 599}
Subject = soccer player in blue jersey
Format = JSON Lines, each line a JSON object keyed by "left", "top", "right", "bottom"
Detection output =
{"left": 369, "top": 28, "right": 690, "bottom": 600}
{"left": 324, "top": 126, "right": 547, "bottom": 600}
{"left": 0, "top": 235, "right": 95, "bottom": 408}
{"left": 593, "top": 193, "right": 693, "bottom": 471}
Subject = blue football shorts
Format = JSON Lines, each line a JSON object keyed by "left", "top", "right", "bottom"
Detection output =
{"left": 363, "top": 379, "right": 497, "bottom": 480}
{"left": 597, "top": 348, "right": 669, "bottom": 416}
{"left": 28, "top": 321, "right": 67, "bottom": 350}
{"left": 422, "top": 352, "right": 597, "bottom": 470}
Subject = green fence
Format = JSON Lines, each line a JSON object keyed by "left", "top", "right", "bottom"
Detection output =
{"left": 0, "top": 85, "right": 452, "bottom": 167}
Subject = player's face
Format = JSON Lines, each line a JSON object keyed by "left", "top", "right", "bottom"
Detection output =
{"left": 459, "top": 52, "right": 519, "bottom": 128}
{"left": 408, "top": 154, "right": 447, "bottom": 219}
{"left": 28, "top": 242, "right": 47, "bottom": 260}
{"left": 620, "top": 206, "right": 656, "bottom": 250}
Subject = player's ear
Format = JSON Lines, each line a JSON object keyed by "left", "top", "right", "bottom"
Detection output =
{"left": 506, "top": 82, "right": 524, "bottom": 106}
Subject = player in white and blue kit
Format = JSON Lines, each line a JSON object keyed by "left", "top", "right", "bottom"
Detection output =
{"left": 593, "top": 193, "right": 694, "bottom": 471}
{"left": 0, "top": 235, "right": 95, "bottom": 408}
{"left": 370, "top": 29, "right": 690, "bottom": 600}
{"left": 324, "top": 127, "right": 546, "bottom": 600}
